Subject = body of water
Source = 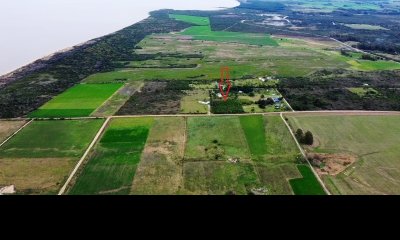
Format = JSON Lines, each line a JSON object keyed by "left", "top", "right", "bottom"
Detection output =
{"left": 0, "top": 0, "right": 238, "bottom": 75}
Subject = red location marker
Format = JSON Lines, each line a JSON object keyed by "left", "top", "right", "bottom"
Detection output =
{"left": 219, "top": 66, "right": 232, "bottom": 102}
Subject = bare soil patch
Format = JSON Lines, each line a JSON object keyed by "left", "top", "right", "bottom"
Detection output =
{"left": 308, "top": 153, "right": 357, "bottom": 176}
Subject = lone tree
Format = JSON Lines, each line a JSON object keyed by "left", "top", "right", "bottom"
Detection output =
{"left": 304, "top": 131, "right": 314, "bottom": 145}
{"left": 295, "top": 129, "right": 304, "bottom": 142}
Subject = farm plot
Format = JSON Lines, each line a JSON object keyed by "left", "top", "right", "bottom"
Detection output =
{"left": 131, "top": 117, "right": 186, "bottom": 195}
{"left": 0, "top": 119, "right": 103, "bottom": 194}
{"left": 29, "top": 84, "right": 123, "bottom": 118}
{"left": 181, "top": 90, "right": 209, "bottom": 114}
{"left": 185, "top": 116, "right": 251, "bottom": 161}
{"left": 170, "top": 14, "right": 279, "bottom": 46}
{"left": 252, "top": 115, "right": 310, "bottom": 194}
{"left": 69, "top": 118, "right": 153, "bottom": 195}
{"left": 0, "top": 120, "right": 104, "bottom": 158}
{"left": 288, "top": 114, "right": 400, "bottom": 195}
{"left": 183, "top": 161, "right": 260, "bottom": 195}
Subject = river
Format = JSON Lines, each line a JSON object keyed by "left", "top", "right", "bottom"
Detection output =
{"left": 0, "top": 0, "right": 238, "bottom": 75}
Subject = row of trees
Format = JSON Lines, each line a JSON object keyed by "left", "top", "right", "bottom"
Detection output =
{"left": 295, "top": 129, "right": 314, "bottom": 145}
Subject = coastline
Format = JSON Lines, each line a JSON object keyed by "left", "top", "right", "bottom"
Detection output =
{"left": 0, "top": 1, "right": 239, "bottom": 78}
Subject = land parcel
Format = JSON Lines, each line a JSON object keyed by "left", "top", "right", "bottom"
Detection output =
{"left": 131, "top": 117, "right": 186, "bottom": 194}
{"left": 288, "top": 113, "right": 400, "bottom": 195}
{"left": 182, "top": 115, "right": 322, "bottom": 195}
{"left": 0, "top": 119, "right": 104, "bottom": 194}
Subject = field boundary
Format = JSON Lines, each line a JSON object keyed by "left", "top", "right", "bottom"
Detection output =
{"left": 280, "top": 113, "right": 331, "bottom": 195}
{"left": 0, "top": 119, "right": 33, "bottom": 148}
{"left": 58, "top": 117, "right": 111, "bottom": 195}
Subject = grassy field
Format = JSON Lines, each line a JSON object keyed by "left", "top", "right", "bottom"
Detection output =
{"left": 170, "top": 14, "right": 278, "bottom": 46}
{"left": 29, "top": 84, "right": 123, "bottom": 118}
{"left": 288, "top": 114, "right": 400, "bottom": 195}
{"left": 0, "top": 158, "right": 77, "bottom": 195}
{"left": 264, "top": 116, "right": 299, "bottom": 159}
{"left": 295, "top": 0, "right": 381, "bottom": 12}
{"left": 348, "top": 87, "right": 379, "bottom": 97}
{"left": 289, "top": 165, "right": 326, "bottom": 195}
{"left": 256, "top": 164, "right": 302, "bottom": 195}
{"left": 0, "top": 119, "right": 103, "bottom": 195}
{"left": 0, "top": 120, "right": 104, "bottom": 158}
{"left": 69, "top": 118, "right": 153, "bottom": 195}
{"left": 183, "top": 161, "right": 260, "bottom": 195}
{"left": 344, "top": 24, "right": 388, "bottom": 30}
{"left": 181, "top": 90, "right": 209, "bottom": 114}
{"left": 0, "top": 121, "right": 26, "bottom": 143}
{"left": 131, "top": 117, "right": 186, "bottom": 194}
{"left": 185, "top": 116, "right": 251, "bottom": 161}
{"left": 240, "top": 115, "right": 266, "bottom": 156}
{"left": 83, "top": 34, "right": 353, "bottom": 83}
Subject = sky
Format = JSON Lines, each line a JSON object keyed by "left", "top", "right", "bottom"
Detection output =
{"left": 0, "top": 0, "right": 238, "bottom": 75}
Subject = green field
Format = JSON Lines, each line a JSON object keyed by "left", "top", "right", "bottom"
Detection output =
{"left": 29, "top": 84, "right": 123, "bottom": 118}
{"left": 264, "top": 116, "right": 299, "bottom": 158}
{"left": 69, "top": 118, "right": 153, "bottom": 195}
{"left": 288, "top": 114, "right": 400, "bottom": 195}
{"left": 289, "top": 165, "right": 326, "bottom": 195}
{"left": 185, "top": 116, "right": 251, "bottom": 161}
{"left": 169, "top": 14, "right": 210, "bottom": 26}
{"left": 84, "top": 32, "right": 371, "bottom": 84}
{"left": 0, "top": 120, "right": 104, "bottom": 158}
{"left": 240, "top": 115, "right": 267, "bottom": 156}
{"left": 170, "top": 14, "right": 278, "bottom": 46}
